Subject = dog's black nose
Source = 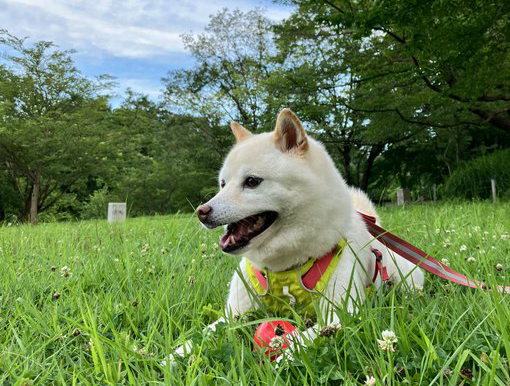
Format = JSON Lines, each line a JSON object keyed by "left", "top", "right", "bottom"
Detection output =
{"left": 196, "top": 204, "right": 212, "bottom": 223}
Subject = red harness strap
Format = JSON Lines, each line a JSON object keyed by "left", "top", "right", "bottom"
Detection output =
{"left": 301, "top": 245, "right": 337, "bottom": 290}
{"left": 371, "top": 247, "right": 390, "bottom": 283}
{"left": 252, "top": 266, "right": 268, "bottom": 291}
{"left": 251, "top": 245, "right": 338, "bottom": 292}
{"left": 358, "top": 211, "right": 510, "bottom": 294}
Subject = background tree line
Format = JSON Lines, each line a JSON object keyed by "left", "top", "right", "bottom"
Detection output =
{"left": 1, "top": 0, "right": 509, "bottom": 223}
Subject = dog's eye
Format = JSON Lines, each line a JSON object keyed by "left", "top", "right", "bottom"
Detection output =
{"left": 220, "top": 180, "right": 225, "bottom": 188}
{"left": 244, "top": 176, "right": 263, "bottom": 188}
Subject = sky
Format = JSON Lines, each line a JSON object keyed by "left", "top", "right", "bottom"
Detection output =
{"left": 0, "top": 0, "right": 293, "bottom": 103}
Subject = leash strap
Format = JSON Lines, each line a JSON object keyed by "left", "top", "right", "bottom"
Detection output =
{"left": 358, "top": 211, "right": 510, "bottom": 294}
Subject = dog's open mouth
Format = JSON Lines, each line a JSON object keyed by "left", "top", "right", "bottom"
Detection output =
{"left": 219, "top": 211, "right": 278, "bottom": 253}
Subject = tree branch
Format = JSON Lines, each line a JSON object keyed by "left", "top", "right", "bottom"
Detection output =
{"left": 340, "top": 99, "right": 480, "bottom": 128}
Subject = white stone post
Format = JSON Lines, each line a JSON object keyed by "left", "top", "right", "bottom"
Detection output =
{"left": 108, "top": 202, "right": 127, "bottom": 223}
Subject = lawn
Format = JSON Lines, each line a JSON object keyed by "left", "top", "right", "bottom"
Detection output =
{"left": 0, "top": 202, "right": 509, "bottom": 385}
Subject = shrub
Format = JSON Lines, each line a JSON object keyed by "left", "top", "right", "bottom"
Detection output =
{"left": 444, "top": 149, "right": 510, "bottom": 200}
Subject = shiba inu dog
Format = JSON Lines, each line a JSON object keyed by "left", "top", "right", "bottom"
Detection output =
{"left": 173, "top": 108, "right": 424, "bottom": 360}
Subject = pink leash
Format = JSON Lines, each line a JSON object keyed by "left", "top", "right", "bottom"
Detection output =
{"left": 358, "top": 211, "right": 510, "bottom": 294}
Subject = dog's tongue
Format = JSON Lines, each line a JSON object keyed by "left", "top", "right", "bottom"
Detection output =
{"left": 219, "top": 216, "right": 265, "bottom": 250}
{"left": 219, "top": 233, "right": 234, "bottom": 249}
{"left": 219, "top": 223, "right": 249, "bottom": 249}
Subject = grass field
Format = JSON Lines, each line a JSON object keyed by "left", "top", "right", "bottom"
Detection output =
{"left": 0, "top": 202, "right": 509, "bottom": 385}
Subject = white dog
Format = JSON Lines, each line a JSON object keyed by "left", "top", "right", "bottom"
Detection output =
{"left": 176, "top": 109, "right": 424, "bottom": 359}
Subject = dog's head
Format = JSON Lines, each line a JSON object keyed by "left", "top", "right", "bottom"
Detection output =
{"left": 196, "top": 109, "right": 352, "bottom": 269}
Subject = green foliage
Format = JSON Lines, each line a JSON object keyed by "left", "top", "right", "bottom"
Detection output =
{"left": 163, "top": 9, "right": 278, "bottom": 131}
{"left": 444, "top": 149, "right": 510, "bottom": 200}
{"left": 80, "top": 185, "right": 111, "bottom": 220}
{"left": 290, "top": 0, "right": 510, "bottom": 134}
{"left": 0, "top": 170, "right": 22, "bottom": 223}
{"left": 3, "top": 0, "right": 510, "bottom": 223}
{"left": 0, "top": 31, "right": 115, "bottom": 223}
{"left": 106, "top": 94, "right": 229, "bottom": 216}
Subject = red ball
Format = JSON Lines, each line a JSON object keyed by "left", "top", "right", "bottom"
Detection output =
{"left": 253, "top": 320, "right": 297, "bottom": 361}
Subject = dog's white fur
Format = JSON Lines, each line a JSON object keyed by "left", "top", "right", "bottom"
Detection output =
{"left": 172, "top": 109, "right": 424, "bottom": 359}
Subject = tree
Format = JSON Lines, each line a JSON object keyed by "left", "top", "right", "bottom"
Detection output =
{"left": 163, "top": 9, "right": 278, "bottom": 132}
{"left": 289, "top": 0, "right": 510, "bottom": 134}
{"left": 270, "top": 6, "right": 426, "bottom": 190}
{"left": 0, "top": 31, "right": 113, "bottom": 224}
{"left": 102, "top": 92, "right": 230, "bottom": 215}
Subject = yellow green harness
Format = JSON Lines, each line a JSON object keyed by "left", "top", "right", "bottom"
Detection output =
{"left": 246, "top": 240, "right": 347, "bottom": 317}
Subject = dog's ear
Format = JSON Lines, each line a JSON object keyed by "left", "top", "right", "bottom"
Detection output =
{"left": 273, "top": 109, "right": 308, "bottom": 153}
{"left": 230, "top": 122, "right": 253, "bottom": 142}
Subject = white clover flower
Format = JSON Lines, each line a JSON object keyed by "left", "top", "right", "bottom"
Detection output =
{"left": 472, "top": 226, "right": 481, "bottom": 232}
{"left": 319, "top": 322, "right": 342, "bottom": 337}
{"left": 496, "top": 263, "right": 504, "bottom": 271}
{"left": 459, "top": 245, "right": 467, "bottom": 252}
{"left": 381, "top": 330, "right": 398, "bottom": 343}
{"left": 466, "top": 257, "right": 476, "bottom": 263}
{"left": 378, "top": 330, "right": 398, "bottom": 352}
{"left": 60, "top": 266, "right": 71, "bottom": 277}
{"left": 364, "top": 375, "right": 376, "bottom": 386}
{"left": 269, "top": 335, "right": 285, "bottom": 350}
{"left": 441, "top": 258, "right": 449, "bottom": 266}
{"left": 377, "top": 339, "right": 396, "bottom": 352}
{"left": 141, "top": 243, "right": 150, "bottom": 255}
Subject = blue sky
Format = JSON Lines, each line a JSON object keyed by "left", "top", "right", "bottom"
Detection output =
{"left": 0, "top": 0, "right": 292, "bottom": 103}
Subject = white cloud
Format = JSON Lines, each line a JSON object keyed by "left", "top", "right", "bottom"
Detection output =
{"left": 0, "top": 0, "right": 292, "bottom": 59}
{"left": 0, "top": 0, "right": 293, "bottom": 103}
{"left": 116, "top": 77, "right": 163, "bottom": 99}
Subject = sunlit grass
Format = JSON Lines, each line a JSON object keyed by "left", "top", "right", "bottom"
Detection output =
{"left": 0, "top": 202, "right": 508, "bottom": 384}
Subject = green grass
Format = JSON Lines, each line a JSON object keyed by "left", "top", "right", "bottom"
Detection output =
{"left": 0, "top": 202, "right": 509, "bottom": 385}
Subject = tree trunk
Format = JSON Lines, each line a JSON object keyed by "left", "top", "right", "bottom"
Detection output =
{"left": 341, "top": 144, "right": 352, "bottom": 185}
{"left": 360, "top": 145, "right": 384, "bottom": 191}
{"left": 30, "top": 175, "right": 40, "bottom": 225}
